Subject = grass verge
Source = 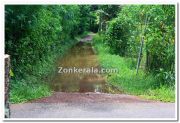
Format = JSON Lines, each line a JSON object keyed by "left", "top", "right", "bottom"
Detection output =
{"left": 92, "top": 34, "right": 175, "bottom": 102}
{"left": 10, "top": 39, "right": 78, "bottom": 104}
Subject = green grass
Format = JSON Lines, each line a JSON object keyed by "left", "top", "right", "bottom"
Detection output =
{"left": 142, "top": 86, "right": 175, "bottom": 102}
{"left": 10, "top": 54, "right": 56, "bottom": 103}
{"left": 10, "top": 78, "right": 51, "bottom": 103}
{"left": 93, "top": 34, "right": 175, "bottom": 102}
{"left": 10, "top": 39, "right": 78, "bottom": 104}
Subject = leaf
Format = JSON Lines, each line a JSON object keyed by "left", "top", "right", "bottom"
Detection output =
{"left": 10, "top": 69, "right": 14, "bottom": 77}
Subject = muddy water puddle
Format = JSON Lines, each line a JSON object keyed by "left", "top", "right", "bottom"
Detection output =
{"left": 50, "top": 42, "right": 121, "bottom": 93}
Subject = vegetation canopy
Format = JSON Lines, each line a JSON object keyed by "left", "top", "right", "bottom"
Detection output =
{"left": 5, "top": 5, "right": 175, "bottom": 103}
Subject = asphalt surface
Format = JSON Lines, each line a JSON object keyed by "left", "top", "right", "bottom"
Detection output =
{"left": 10, "top": 92, "right": 175, "bottom": 118}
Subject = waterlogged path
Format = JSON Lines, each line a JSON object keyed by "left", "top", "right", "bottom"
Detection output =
{"left": 10, "top": 34, "right": 175, "bottom": 119}
{"left": 50, "top": 37, "right": 120, "bottom": 93}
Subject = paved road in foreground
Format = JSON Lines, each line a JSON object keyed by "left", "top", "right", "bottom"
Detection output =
{"left": 10, "top": 92, "right": 175, "bottom": 118}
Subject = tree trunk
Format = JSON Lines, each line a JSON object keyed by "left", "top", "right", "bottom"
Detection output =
{"left": 136, "top": 37, "right": 144, "bottom": 75}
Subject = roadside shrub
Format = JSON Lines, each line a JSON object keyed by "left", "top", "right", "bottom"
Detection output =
{"left": 104, "top": 5, "right": 175, "bottom": 86}
{"left": 93, "top": 34, "right": 110, "bottom": 54}
{"left": 5, "top": 5, "right": 82, "bottom": 78}
{"left": 5, "top": 5, "right": 90, "bottom": 103}
{"left": 105, "top": 18, "right": 129, "bottom": 56}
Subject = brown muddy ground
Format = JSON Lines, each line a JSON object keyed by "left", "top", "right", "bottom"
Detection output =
{"left": 11, "top": 94, "right": 175, "bottom": 118}
{"left": 50, "top": 34, "right": 120, "bottom": 94}
{"left": 30, "top": 92, "right": 154, "bottom": 103}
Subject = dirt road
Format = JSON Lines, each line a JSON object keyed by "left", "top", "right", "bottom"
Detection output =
{"left": 10, "top": 92, "right": 175, "bottom": 118}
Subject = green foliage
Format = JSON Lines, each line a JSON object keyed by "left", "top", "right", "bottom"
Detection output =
{"left": 78, "top": 5, "right": 91, "bottom": 34}
{"left": 77, "top": 5, "right": 99, "bottom": 34}
{"left": 105, "top": 18, "right": 129, "bottom": 56}
{"left": 5, "top": 5, "right": 88, "bottom": 103}
{"left": 10, "top": 53, "right": 54, "bottom": 103}
{"left": 10, "top": 78, "right": 51, "bottom": 103}
{"left": 142, "top": 86, "right": 175, "bottom": 102}
{"left": 93, "top": 34, "right": 175, "bottom": 102}
{"left": 99, "top": 5, "right": 120, "bottom": 19}
{"left": 104, "top": 5, "right": 175, "bottom": 86}
{"left": 5, "top": 5, "right": 82, "bottom": 78}
{"left": 5, "top": 5, "right": 175, "bottom": 103}
{"left": 155, "top": 68, "right": 175, "bottom": 86}
{"left": 93, "top": 34, "right": 110, "bottom": 54}
{"left": 145, "top": 5, "right": 175, "bottom": 74}
{"left": 98, "top": 53, "right": 157, "bottom": 95}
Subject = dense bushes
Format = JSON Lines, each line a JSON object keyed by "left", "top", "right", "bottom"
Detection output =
{"left": 105, "top": 18, "right": 129, "bottom": 56}
{"left": 5, "top": 5, "right": 98, "bottom": 103}
{"left": 93, "top": 34, "right": 175, "bottom": 102}
{"left": 104, "top": 5, "right": 175, "bottom": 86}
{"left": 5, "top": 5, "right": 99, "bottom": 78}
{"left": 6, "top": 5, "right": 79, "bottom": 77}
